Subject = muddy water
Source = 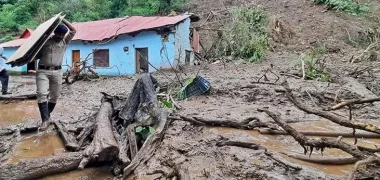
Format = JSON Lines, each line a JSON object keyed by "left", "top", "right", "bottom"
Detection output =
{"left": 213, "top": 125, "right": 380, "bottom": 177}
{"left": 10, "top": 133, "right": 65, "bottom": 163}
{"left": 0, "top": 101, "right": 39, "bottom": 126}
{"left": 40, "top": 167, "right": 114, "bottom": 180}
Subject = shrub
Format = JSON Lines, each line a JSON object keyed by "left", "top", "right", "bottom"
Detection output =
{"left": 299, "top": 45, "right": 331, "bottom": 82}
{"left": 312, "top": 0, "right": 369, "bottom": 16}
{"left": 213, "top": 5, "right": 269, "bottom": 62}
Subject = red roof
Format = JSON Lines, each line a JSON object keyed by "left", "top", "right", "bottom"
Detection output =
{"left": 1, "top": 15, "right": 190, "bottom": 47}
{"left": 1, "top": 29, "right": 34, "bottom": 47}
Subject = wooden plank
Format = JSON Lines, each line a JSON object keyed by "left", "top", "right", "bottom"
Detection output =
{"left": 6, "top": 13, "right": 64, "bottom": 67}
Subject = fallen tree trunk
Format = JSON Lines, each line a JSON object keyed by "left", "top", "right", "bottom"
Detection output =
{"left": 0, "top": 93, "right": 37, "bottom": 101}
{"left": 258, "top": 108, "right": 374, "bottom": 160}
{"left": 54, "top": 120, "right": 80, "bottom": 151}
{"left": 282, "top": 81, "right": 380, "bottom": 134}
{"left": 0, "top": 152, "right": 83, "bottom": 180}
{"left": 259, "top": 129, "right": 380, "bottom": 138}
{"left": 169, "top": 116, "right": 277, "bottom": 130}
{"left": 281, "top": 152, "right": 358, "bottom": 165}
{"left": 78, "top": 100, "right": 119, "bottom": 170}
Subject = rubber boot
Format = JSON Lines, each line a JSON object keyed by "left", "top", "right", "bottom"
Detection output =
{"left": 48, "top": 102, "right": 56, "bottom": 124}
{"left": 38, "top": 102, "right": 50, "bottom": 131}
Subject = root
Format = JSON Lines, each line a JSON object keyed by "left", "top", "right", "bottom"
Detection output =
{"left": 281, "top": 152, "right": 358, "bottom": 165}
{"left": 258, "top": 108, "right": 374, "bottom": 159}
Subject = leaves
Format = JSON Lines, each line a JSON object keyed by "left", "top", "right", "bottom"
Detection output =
{"left": 212, "top": 5, "right": 269, "bottom": 62}
{"left": 161, "top": 100, "right": 173, "bottom": 108}
{"left": 311, "top": 0, "right": 369, "bottom": 16}
{"left": 135, "top": 126, "right": 155, "bottom": 143}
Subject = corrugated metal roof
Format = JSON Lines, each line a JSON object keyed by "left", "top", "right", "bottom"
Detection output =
{"left": 73, "top": 15, "right": 190, "bottom": 41}
{"left": 1, "top": 15, "right": 190, "bottom": 47}
{"left": 1, "top": 38, "right": 26, "bottom": 48}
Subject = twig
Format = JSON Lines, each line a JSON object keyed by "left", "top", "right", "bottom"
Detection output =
{"left": 348, "top": 156, "right": 380, "bottom": 180}
{"left": 326, "top": 97, "right": 380, "bottom": 111}
{"left": 216, "top": 139, "right": 302, "bottom": 170}
{"left": 257, "top": 108, "right": 373, "bottom": 159}
{"left": 282, "top": 81, "right": 380, "bottom": 134}
{"left": 264, "top": 151, "right": 303, "bottom": 170}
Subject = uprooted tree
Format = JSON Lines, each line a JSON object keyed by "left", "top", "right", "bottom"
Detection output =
{"left": 0, "top": 73, "right": 168, "bottom": 180}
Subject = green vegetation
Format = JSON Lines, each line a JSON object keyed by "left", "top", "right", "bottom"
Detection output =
{"left": 0, "top": 0, "right": 187, "bottom": 42}
{"left": 135, "top": 126, "right": 155, "bottom": 144}
{"left": 299, "top": 45, "right": 331, "bottom": 82}
{"left": 213, "top": 5, "right": 269, "bottom": 62}
{"left": 312, "top": 0, "right": 369, "bottom": 16}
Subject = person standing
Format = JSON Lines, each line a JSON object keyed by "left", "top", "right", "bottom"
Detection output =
{"left": 0, "top": 45, "right": 12, "bottom": 95}
{"left": 36, "top": 18, "right": 76, "bottom": 131}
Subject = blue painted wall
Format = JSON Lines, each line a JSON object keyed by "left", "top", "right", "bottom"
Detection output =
{"left": 1, "top": 47, "right": 27, "bottom": 72}
{"left": 174, "top": 18, "right": 194, "bottom": 67}
{"left": 2, "top": 18, "right": 191, "bottom": 76}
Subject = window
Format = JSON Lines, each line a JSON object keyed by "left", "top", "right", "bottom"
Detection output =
{"left": 185, "top": 50, "right": 191, "bottom": 65}
{"left": 93, "top": 49, "right": 109, "bottom": 67}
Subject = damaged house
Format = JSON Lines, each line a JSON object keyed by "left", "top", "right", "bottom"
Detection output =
{"left": 0, "top": 14, "right": 199, "bottom": 75}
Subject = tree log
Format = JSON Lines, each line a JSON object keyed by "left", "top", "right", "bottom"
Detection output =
{"left": 78, "top": 101, "right": 119, "bottom": 170}
{"left": 282, "top": 81, "right": 380, "bottom": 134}
{"left": 54, "top": 120, "right": 80, "bottom": 151}
{"left": 258, "top": 108, "right": 374, "bottom": 160}
{"left": 0, "top": 152, "right": 83, "bottom": 180}
{"left": 127, "top": 124, "right": 138, "bottom": 160}
{"left": 259, "top": 129, "right": 380, "bottom": 138}
{"left": 123, "top": 111, "right": 168, "bottom": 178}
{"left": 169, "top": 116, "right": 277, "bottom": 130}
{"left": 281, "top": 152, "right": 358, "bottom": 165}
{"left": 0, "top": 93, "right": 37, "bottom": 100}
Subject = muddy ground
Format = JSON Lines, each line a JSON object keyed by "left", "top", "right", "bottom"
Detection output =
{"left": 1, "top": 59, "right": 380, "bottom": 180}
{"left": 2, "top": 0, "right": 380, "bottom": 179}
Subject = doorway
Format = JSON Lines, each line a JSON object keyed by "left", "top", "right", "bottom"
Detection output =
{"left": 72, "top": 50, "right": 80, "bottom": 73}
{"left": 135, "top": 48, "right": 149, "bottom": 73}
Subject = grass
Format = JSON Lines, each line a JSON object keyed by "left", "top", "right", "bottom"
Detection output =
{"left": 299, "top": 45, "right": 331, "bottom": 82}
{"left": 312, "top": 0, "right": 370, "bottom": 16}
{"left": 213, "top": 5, "right": 269, "bottom": 62}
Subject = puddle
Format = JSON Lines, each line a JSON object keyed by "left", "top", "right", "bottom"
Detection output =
{"left": 40, "top": 167, "right": 114, "bottom": 180}
{"left": 212, "top": 127, "right": 380, "bottom": 176}
{"left": 10, "top": 133, "right": 65, "bottom": 163}
{"left": 0, "top": 101, "right": 39, "bottom": 126}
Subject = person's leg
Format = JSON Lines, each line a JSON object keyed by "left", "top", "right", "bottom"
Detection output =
{"left": 36, "top": 70, "right": 50, "bottom": 131}
{"left": 48, "top": 70, "right": 62, "bottom": 118}
{"left": 0, "top": 69, "right": 11, "bottom": 95}
{"left": 0, "top": 69, "right": 5, "bottom": 92}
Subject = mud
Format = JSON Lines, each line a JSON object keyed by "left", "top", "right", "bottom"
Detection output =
{"left": 0, "top": 101, "right": 39, "bottom": 126}
{"left": 2, "top": 0, "right": 380, "bottom": 179}
{"left": 10, "top": 133, "right": 65, "bottom": 163}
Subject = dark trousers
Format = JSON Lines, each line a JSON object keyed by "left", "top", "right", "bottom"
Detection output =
{"left": 0, "top": 69, "right": 9, "bottom": 93}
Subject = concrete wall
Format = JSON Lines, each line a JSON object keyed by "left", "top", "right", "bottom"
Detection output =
{"left": 65, "top": 30, "right": 176, "bottom": 75}
{"left": 1, "top": 47, "right": 26, "bottom": 73}
{"left": 2, "top": 18, "right": 192, "bottom": 76}
{"left": 174, "top": 18, "right": 194, "bottom": 67}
